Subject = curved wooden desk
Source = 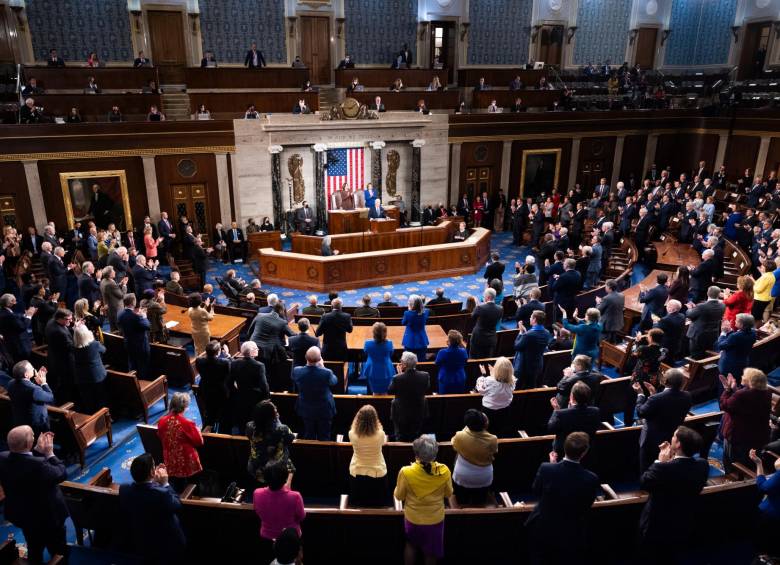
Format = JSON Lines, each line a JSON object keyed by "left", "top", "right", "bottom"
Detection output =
{"left": 260, "top": 227, "right": 491, "bottom": 291}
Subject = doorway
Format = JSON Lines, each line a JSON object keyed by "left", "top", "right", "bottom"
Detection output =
{"left": 634, "top": 28, "right": 658, "bottom": 69}
{"left": 464, "top": 167, "right": 494, "bottom": 203}
{"left": 738, "top": 22, "right": 771, "bottom": 80}
{"left": 171, "top": 183, "right": 212, "bottom": 245}
{"left": 300, "top": 16, "right": 331, "bottom": 85}
{"left": 537, "top": 25, "right": 564, "bottom": 67}
{"left": 146, "top": 10, "right": 187, "bottom": 66}
{"left": 429, "top": 21, "right": 455, "bottom": 83}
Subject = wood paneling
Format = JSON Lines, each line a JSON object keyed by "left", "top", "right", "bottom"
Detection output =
{"left": 508, "top": 138, "right": 572, "bottom": 201}
{"left": 458, "top": 141, "right": 503, "bottom": 201}
{"left": 335, "top": 69, "right": 449, "bottom": 88}
{"left": 293, "top": 221, "right": 454, "bottom": 255}
{"left": 349, "top": 90, "right": 459, "bottom": 110}
{"left": 577, "top": 136, "right": 617, "bottom": 190}
{"left": 190, "top": 92, "right": 319, "bottom": 118}
{"left": 23, "top": 67, "right": 158, "bottom": 91}
{"left": 155, "top": 153, "right": 221, "bottom": 228}
{"left": 184, "top": 68, "right": 309, "bottom": 90}
{"left": 654, "top": 133, "right": 719, "bottom": 178}
{"left": 634, "top": 28, "right": 657, "bottom": 69}
{"left": 763, "top": 137, "right": 780, "bottom": 177}
{"left": 724, "top": 135, "right": 761, "bottom": 181}
{"left": 300, "top": 16, "right": 331, "bottom": 85}
{"left": 0, "top": 7, "right": 19, "bottom": 63}
{"left": 0, "top": 162, "right": 32, "bottom": 228}
{"left": 37, "top": 158, "right": 147, "bottom": 230}
{"left": 33, "top": 94, "right": 162, "bottom": 122}
{"left": 618, "top": 134, "right": 648, "bottom": 184}
{"left": 147, "top": 10, "right": 186, "bottom": 66}
{"left": 472, "top": 90, "right": 560, "bottom": 109}
{"left": 457, "top": 69, "right": 546, "bottom": 88}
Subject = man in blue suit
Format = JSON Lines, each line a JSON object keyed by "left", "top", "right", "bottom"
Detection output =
{"left": 633, "top": 368, "right": 692, "bottom": 472}
{"left": 288, "top": 318, "right": 320, "bottom": 369}
{"left": 513, "top": 310, "right": 551, "bottom": 388}
{"left": 715, "top": 313, "right": 757, "bottom": 384}
{"left": 525, "top": 432, "right": 600, "bottom": 564}
{"left": 368, "top": 198, "right": 386, "bottom": 219}
{"left": 0, "top": 294, "right": 34, "bottom": 362}
{"left": 6, "top": 361, "right": 54, "bottom": 436}
{"left": 293, "top": 346, "right": 337, "bottom": 440}
{"left": 118, "top": 294, "right": 151, "bottom": 379}
{"left": 638, "top": 272, "right": 669, "bottom": 330}
{"left": 131, "top": 255, "right": 159, "bottom": 299}
{"left": 119, "top": 453, "right": 186, "bottom": 565}
{"left": 0, "top": 426, "right": 69, "bottom": 563}
{"left": 550, "top": 258, "right": 581, "bottom": 321}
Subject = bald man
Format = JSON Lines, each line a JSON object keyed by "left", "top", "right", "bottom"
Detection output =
{"left": 0, "top": 426, "right": 68, "bottom": 562}
{"left": 292, "top": 346, "right": 337, "bottom": 440}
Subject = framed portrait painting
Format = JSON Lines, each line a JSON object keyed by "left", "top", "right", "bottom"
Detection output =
{"left": 519, "top": 149, "right": 562, "bottom": 200}
{"left": 59, "top": 170, "right": 133, "bottom": 231}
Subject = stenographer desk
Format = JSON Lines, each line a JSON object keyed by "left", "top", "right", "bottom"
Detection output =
{"left": 259, "top": 224, "right": 491, "bottom": 291}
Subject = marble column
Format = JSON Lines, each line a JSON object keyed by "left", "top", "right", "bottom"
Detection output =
{"left": 449, "top": 143, "right": 462, "bottom": 203}
{"left": 141, "top": 156, "right": 161, "bottom": 219}
{"left": 568, "top": 137, "right": 581, "bottom": 189}
{"left": 268, "top": 145, "right": 284, "bottom": 229}
{"left": 313, "top": 144, "right": 327, "bottom": 231}
{"left": 755, "top": 136, "right": 771, "bottom": 177}
{"left": 611, "top": 135, "right": 625, "bottom": 188}
{"left": 714, "top": 133, "right": 729, "bottom": 169}
{"left": 23, "top": 160, "right": 47, "bottom": 230}
{"left": 215, "top": 152, "right": 232, "bottom": 225}
{"left": 371, "top": 141, "right": 386, "bottom": 201}
{"left": 411, "top": 139, "right": 425, "bottom": 222}
{"left": 642, "top": 134, "right": 659, "bottom": 179}
{"left": 499, "top": 140, "right": 512, "bottom": 193}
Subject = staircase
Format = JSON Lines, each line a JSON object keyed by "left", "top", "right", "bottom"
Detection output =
{"left": 318, "top": 86, "right": 341, "bottom": 113}
{"left": 161, "top": 91, "right": 191, "bottom": 121}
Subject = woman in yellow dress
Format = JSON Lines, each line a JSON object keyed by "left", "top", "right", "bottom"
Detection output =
{"left": 187, "top": 292, "right": 214, "bottom": 355}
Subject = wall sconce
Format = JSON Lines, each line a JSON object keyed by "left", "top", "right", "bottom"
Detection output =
{"left": 566, "top": 26, "right": 578, "bottom": 44}
{"left": 731, "top": 25, "right": 740, "bottom": 43}
{"left": 460, "top": 22, "right": 470, "bottom": 41}
{"left": 531, "top": 24, "right": 542, "bottom": 42}
{"left": 628, "top": 29, "right": 638, "bottom": 45}
{"left": 661, "top": 29, "right": 671, "bottom": 45}
{"left": 288, "top": 16, "right": 297, "bottom": 37}
{"left": 336, "top": 17, "right": 345, "bottom": 39}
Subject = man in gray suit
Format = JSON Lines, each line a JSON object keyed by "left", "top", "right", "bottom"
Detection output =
{"left": 685, "top": 286, "right": 725, "bottom": 358}
{"left": 99, "top": 265, "right": 128, "bottom": 332}
{"left": 595, "top": 279, "right": 625, "bottom": 343}
{"left": 469, "top": 288, "right": 504, "bottom": 358}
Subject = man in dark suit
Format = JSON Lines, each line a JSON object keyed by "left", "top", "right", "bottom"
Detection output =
{"left": 483, "top": 252, "right": 505, "bottom": 284}
{"left": 638, "top": 272, "right": 669, "bottom": 330}
{"left": 368, "top": 199, "right": 386, "bottom": 219}
{"left": 0, "top": 426, "right": 68, "bottom": 563}
{"left": 288, "top": 318, "right": 320, "bottom": 369}
{"left": 244, "top": 41, "right": 266, "bottom": 68}
{"left": 6, "top": 361, "right": 54, "bottom": 435}
{"left": 388, "top": 351, "right": 430, "bottom": 441}
{"left": 550, "top": 258, "right": 581, "bottom": 321}
{"left": 118, "top": 294, "right": 151, "bottom": 380}
{"left": 190, "top": 237, "right": 209, "bottom": 288}
{"left": 368, "top": 95, "right": 386, "bottom": 112}
{"left": 513, "top": 310, "right": 551, "bottom": 388}
{"left": 639, "top": 426, "right": 709, "bottom": 561}
{"left": 21, "top": 226, "right": 42, "bottom": 256}
{"left": 301, "top": 295, "right": 325, "bottom": 315}
{"left": 654, "top": 299, "right": 686, "bottom": 361}
{"left": 133, "top": 50, "right": 150, "bottom": 67}
{"left": 548, "top": 382, "right": 601, "bottom": 457}
{"left": 714, "top": 313, "right": 757, "bottom": 383}
{"left": 685, "top": 285, "right": 725, "bottom": 358}
{"left": 469, "top": 288, "right": 503, "bottom": 358}
{"left": 295, "top": 202, "right": 315, "bottom": 234}
{"left": 131, "top": 256, "right": 158, "bottom": 300}
{"left": 456, "top": 194, "right": 470, "bottom": 222}
{"left": 78, "top": 262, "right": 101, "bottom": 303}
{"left": 525, "top": 432, "right": 600, "bottom": 565}
{"left": 39, "top": 242, "right": 53, "bottom": 274}
{"left": 46, "top": 48, "right": 65, "bottom": 67}
{"left": 314, "top": 298, "right": 353, "bottom": 360}
{"left": 515, "top": 287, "right": 545, "bottom": 327}
{"left": 337, "top": 54, "right": 355, "bottom": 69}
{"left": 688, "top": 249, "right": 716, "bottom": 302}
{"left": 354, "top": 295, "right": 380, "bottom": 318}
{"left": 634, "top": 368, "right": 692, "bottom": 472}
{"left": 227, "top": 221, "right": 246, "bottom": 262}
{"left": 555, "top": 354, "right": 602, "bottom": 408}
{"left": 157, "top": 211, "right": 176, "bottom": 261}
{"left": 119, "top": 453, "right": 186, "bottom": 565}
{"left": 47, "top": 247, "right": 69, "bottom": 296}
{"left": 634, "top": 207, "right": 652, "bottom": 260}
{"left": 293, "top": 346, "right": 337, "bottom": 440}
{"left": 44, "top": 309, "right": 75, "bottom": 401}
{"left": 0, "top": 295, "right": 34, "bottom": 363}
{"left": 229, "top": 341, "right": 269, "bottom": 429}
{"left": 398, "top": 44, "right": 413, "bottom": 68}
{"left": 530, "top": 204, "right": 545, "bottom": 247}
{"left": 426, "top": 288, "right": 450, "bottom": 306}
{"left": 378, "top": 292, "right": 399, "bottom": 307}
{"left": 595, "top": 279, "right": 624, "bottom": 343}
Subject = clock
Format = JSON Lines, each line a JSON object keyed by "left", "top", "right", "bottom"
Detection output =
{"left": 342, "top": 97, "right": 361, "bottom": 118}
{"left": 436, "top": 0, "right": 453, "bottom": 7}
{"left": 646, "top": 0, "right": 658, "bottom": 16}
{"left": 549, "top": 0, "right": 562, "bottom": 12}
{"left": 177, "top": 159, "right": 197, "bottom": 178}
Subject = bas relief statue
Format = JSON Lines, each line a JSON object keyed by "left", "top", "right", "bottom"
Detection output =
{"left": 288, "top": 153, "right": 305, "bottom": 203}
{"left": 386, "top": 149, "right": 400, "bottom": 196}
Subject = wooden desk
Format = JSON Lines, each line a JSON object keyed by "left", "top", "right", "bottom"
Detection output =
{"left": 349, "top": 90, "right": 460, "bottom": 111}
{"left": 623, "top": 269, "right": 672, "bottom": 315}
{"left": 34, "top": 93, "right": 162, "bottom": 121}
{"left": 248, "top": 231, "right": 283, "bottom": 258}
{"left": 24, "top": 66, "right": 158, "bottom": 91}
{"left": 260, "top": 227, "right": 491, "bottom": 291}
{"left": 189, "top": 92, "right": 319, "bottom": 119}
{"left": 369, "top": 218, "right": 398, "bottom": 233}
{"left": 458, "top": 68, "right": 546, "bottom": 88}
{"left": 294, "top": 323, "right": 449, "bottom": 352}
{"left": 184, "top": 68, "right": 309, "bottom": 90}
{"left": 328, "top": 206, "right": 399, "bottom": 234}
{"left": 163, "top": 307, "right": 245, "bottom": 353}
{"left": 335, "top": 68, "right": 449, "bottom": 88}
{"left": 472, "top": 90, "right": 561, "bottom": 109}
{"left": 654, "top": 236, "right": 701, "bottom": 269}
{"left": 293, "top": 221, "right": 457, "bottom": 255}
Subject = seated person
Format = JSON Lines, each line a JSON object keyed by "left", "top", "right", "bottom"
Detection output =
{"left": 487, "top": 99, "right": 499, "bottom": 113}
{"left": 66, "top": 107, "right": 82, "bottom": 123}
{"left": 427, "top": 76, "right": 443, "bottom": 92}
{"left": 302, "top": 80, "right": 314, "bottom": 92}
{"left": 238, "top": 292, "right": 260, "bottom": 311}
{"left": 195, "top": 104, "right": 211, "bottom": 120}
{"left": 147, "top": 105, "right": 166, "bottom": 122}
{"left": 21, "top": 78, "right": 43, "bottom": 97}
{"left": 84, "top": 76, "right": 100, "bottom": 94}
{"left": 292, "top": 99, "right": 311, "bottom": 114}
{"left": 338, "top": 54, "right": 355, "bottom": 69}
{"left": 201, "top": 283, "right": 216, "bottom": 304}
{"left": 347, "top": 77, "right": 363, "bottom": 93}
{"left": 200, "top": 50, "right": 218, "bottom": 68}
{"left": 509, "top": 75, "right": 524, "bottom": 90}
{"left": 245, "top": 104, "right": 260, "bottom": 119}
{"left": 415, "top": 99, "right": 429, "bottom": 114}
{"left": 390, "top": 78, "right": 404, "bottom": 92}
{"left": 427, "top": 288, "right": 450, "bottom": 305}
{"left": 165, "top": 271, "right": 184, "bottom": 294}
{"left": 378, "top": 292, "right": 398, "bottom": 307}
{"left": 511, "top": 97, "right": 526, "bottom": 112}
{"left": 474, "top": 77, "right": 489, "bottom": 91}
{"left": 302, "top": 295, "right": 325, "bottom": 315}
{"left": 142, "top": 80, "right": 161, "bottom": 94}
{"left": 133, "top": 50, "right": 150, "bottom": 67}
{"left": 240, "top": 279, "right": 267, "bottom": 298}
{"left": 354, "top": 295, "right": 380, "bottom": 318}
{"left": 86, "top": 51, "right": 101, "bottom": 68}
{"left": 548, "top": 326, "right": 574, "bottom": 351}
{"left": 292, "top": 55, "right": 306, "bottom": 69}
{"left": 20, "top": 98, "right": 43, "bottom": 124}
{"left": 320, "top": 235, "right": 339, "bottom": 256}
{"left": 47, "top": 48, "right": 65, "bottom": 67}
{"left": 453, "top": 221, "right": 469, "bottom": 242}
{"left": 107, "top": 105, "right": 123, "bottom": 122}
{"left": 259, "top": 217, "right": 275, "bottom": 231}
{"left": 369, "top": 95, "right": 385, "bottom": 112}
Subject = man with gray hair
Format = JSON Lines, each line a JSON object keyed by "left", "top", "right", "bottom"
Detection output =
{"left": 315, "top": 297, "right": 352, "bottom": 360}
{"left": 302, "top": 294, "right": 324, "bottom": 315}
{"left": 654, "top": 299, "right": 686, "bottom": 361}
{"left": 469, "top": 287, "right": 503, "bottom": 358}
{"left": 229, "top": 341, "right": 268, "bottom": 428}
{"left": 688, "top": 248, "right": 716, "bottom": 302}
{"left": 388, "top": 351, "right": 430, "bottom": 441}
{"left": 7, "top": 360, "right": 53, "bottom": 434}
{"left": 0, "top": 425, "right": 69, "bottom": 563}
{"left": 39, "top": 241, "right": 53, "bottom": 273}
{"left": 378, "top": 291, "right": 398, "bottom": 307}
{"left": 292, "top": 346, "right": 337, "bottom": 440}
{"left": 258, "top": 293, "right": 279, "bottom": 314}
{"left": 0, "top": 294, "right": 35, "bottom": 362}
{"left": 715, "top": 312, "right": 757, "bottom": 383}
{"left": 686, "top": 285, "right": 725, "bottom": 358}
{"left": 78, "top": 260, "right": 101, "bottom": 303}
{"left": 100, "top": 264, "right": 128, "bottom": 331}
{"left": 48, "top": 246, "right": 69, "bottom": 296}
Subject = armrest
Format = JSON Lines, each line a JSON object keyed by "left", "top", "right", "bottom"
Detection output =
{"left": 518, "top": 430, "right": 529, "bottom": 438}
{"left": 393, "top": 497, "right": 403, "bottom": 511}
{"left": 499, "top": 491, "right": 513, "bottom": 508}
{"left": 601, "top": 421, "right": 615, "bottom": 430}
{"left": 180, "top": 484, "right": 197, "bottom": 500}
{"left": 339, "top": 494, "right": 349, "bottom": 510}
{"left": 766, "top": 451, "right": 780, "bottom": 460}
{"left": 74, "top": 407, "right": 111, "bottom": 430}
{"left": 732, "top": 462, "right": 757, "bottom": 480}
{"left": 58, "top": 402, "right": 75, "bottom": 411}
{"left": 600, "top": 483, "right": 619, "bottom": 500}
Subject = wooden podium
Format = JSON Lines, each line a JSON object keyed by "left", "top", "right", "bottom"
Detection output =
{"left": 369, "top": 218, "right": 398, "bottom": 233}
{"left": 328, "top": 206, "right": 399, "bottom": 234}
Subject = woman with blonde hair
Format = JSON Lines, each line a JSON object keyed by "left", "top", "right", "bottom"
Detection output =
{"left": 187, "top": 292, "right": 214, "bottom": 355}
{"left": 73, "top": 324, "right": 107, "bottom": 412}
{"left": 143, "top": 226, "right": 162, "bottom": 260}
{"left": 348, "top": 405, "right": 388, "bottom": 507}
{"left": 753, "top": 260, "right": 776, "bottom": 322}
{"left": 475, "top": 357, "right": 516, "bottom": 437}
{"left": 74, "top": 297, "right": 103, "bottom": 340}
{"left": 720, "top": 367, "right": 772, "bottom": 472}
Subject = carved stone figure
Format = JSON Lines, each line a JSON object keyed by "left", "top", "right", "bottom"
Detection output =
{"left": 386, "top": 149, "right": 400, "bottom": 196}
{"left": 288, "top": 153, "right": 305, "bottom": 203}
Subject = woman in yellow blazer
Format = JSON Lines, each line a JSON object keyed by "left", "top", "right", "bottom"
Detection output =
{"left": 187, "top": 292, "right": 214, "bottom": 355}
{"left": 752, "top": 261, "right": 776, "bottom": 322}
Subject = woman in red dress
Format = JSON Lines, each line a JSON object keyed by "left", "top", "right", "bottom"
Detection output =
{"left": 472, "top": 195, "right": 484, "bottom": 228}
{"left": 551, "top": 188, "right": 561, "bottom": 220}
{"left": 723, "top": 275, "right": 754, "bottom": 330}
{"left": 157, "top": 392, "right": 204, "bottom": 492}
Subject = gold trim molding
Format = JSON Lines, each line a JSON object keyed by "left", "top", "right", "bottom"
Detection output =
{"left": 0, "top": 145, "right": 236, "bottom": 163}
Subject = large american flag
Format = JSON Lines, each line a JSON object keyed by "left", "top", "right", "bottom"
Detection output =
{"left": 325, "top": 147, "right": 364, "bottom": 209}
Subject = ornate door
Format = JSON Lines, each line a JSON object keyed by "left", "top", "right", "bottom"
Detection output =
{"left": 171, "top": 183, "right": 211, "bottom": 245}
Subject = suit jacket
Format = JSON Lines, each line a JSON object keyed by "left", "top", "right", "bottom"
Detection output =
{"left": 132, "top": 265, "right": 157, "bottom": 298}
{"left": 295, "top": 206, "right": 314, "bottom": 231}
{"left": 636, "top": 387, "right": 692, "bottom": 448}
{"left": 78, "top": 273, "right": 101, "bottom": 303}
{"left": 548, "top": 405, "right": 601, "bottom": 454}
{"left": 513, "top": 327, "right": 551, "bottom": 382}
{"left": 44, "top": 320, "right": 75, "bottom": 389}
{"left": 158, "top": 219, "right": 175, "bottom": 240}
{"left": 470, "top": 302, "right": 503, "bottom": 356}
{"left": 655, "top": 311, "right": 686, "bottom": 357}
{"left": 388, "top": 369, "right": 429, "bottom": 433}
{"left": 368, "top": 205, "right": 386, "bottom": 219}
{"left": 119, "top": 481, "right": 185, "bottom": 561}
{"left": 315, "top": 310, "right": 353, "bottom": 359}
{"left": 689, "top": 258, "right": 715, "bottom": 300}
{"left": 640, "top": 457, "right": 709, "bottom": 542}
{"left": 685, "top": 300, "right": 725, "bottom": 340}
{"left": 0, "top": 308, "right": 32, "bottom": 362}
{"left": 551, "top": 270, "right": 582, "bottom": 307}
{"left": 6, "top": 378, "right": 54, "bottom": 430}
{"left": 484, "top": 261, "right": 506, "bottom": 282}
{"left": 715, "top": 329, "right": 756, "bottom": 379}
{"left": 191, "top": 244, "right": 207, "bottom": 275}
{"left": 230, "top": 357, "right": 269, "bottom": 404}
{"left": 515, "top": 299, "right": 545, "bottom": 326}
{"left": 100, "top": 278, "right": 126, "bottom": 323}
{"left": 0, "top": 451, "right": 68, "bottom": 530}
{"left": 244, "top": 49, "right": 267, "bottom": 68}
{"left": 48, "top": 256, "right": 67, "bottom": 294}
{"left": 22, "top": 233, "right": 42, "bottom": 255}
{"left": 597, "top": 292, "right": 625, "bottom": 332}
{"left": 368, "top": 102, "right": 386, "bottom": 112}
{"left": 227, "top": 228, "right": 244, "bottom": 243}
{"left": 639, "top": 284, "right": 668, "bottom": 321}
{"left": 118, "top": 308, "right": 150, "bottom": 355}
{"left": 289, "top": 333, "right": 320, "bottom": 368}
{"left": 195, "top": 356, "right": 231, "bottom": 404}
{"left": 556, "top": 371, "right": 602, "bottom": 407}
{"left": 293, "top": 365, "right": 337, "bottom": 420}
{"left": 249, "top": 313, "right": 293, "bottom": 362}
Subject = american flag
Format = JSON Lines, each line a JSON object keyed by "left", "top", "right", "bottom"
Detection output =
{"left": 325, "top": 147, "right": 364, "bottom": 209}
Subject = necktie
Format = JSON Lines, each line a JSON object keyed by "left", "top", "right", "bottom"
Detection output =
{"left": 233, "top": 229, "right": 237, "bottom": 240}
